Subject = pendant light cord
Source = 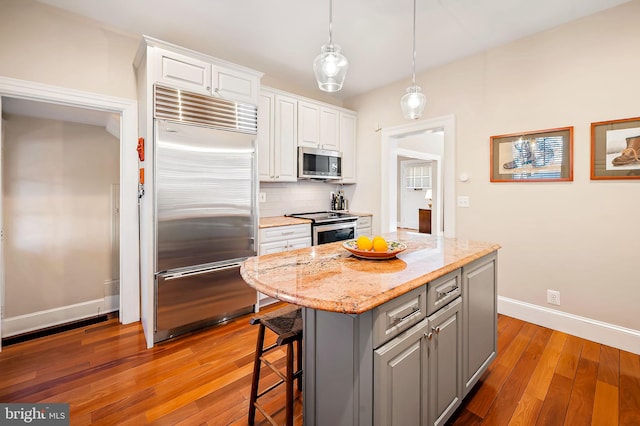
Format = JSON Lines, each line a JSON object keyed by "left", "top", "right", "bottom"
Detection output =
{"left": 328, "top": 0, "right": 334, "bottom": 45}
{"left": 411, "top": 0, "right": 417, "bottom": 85}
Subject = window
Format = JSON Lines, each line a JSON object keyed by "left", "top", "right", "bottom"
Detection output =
{"left": 404, "top": 164, "right": 431, "bottom": 189}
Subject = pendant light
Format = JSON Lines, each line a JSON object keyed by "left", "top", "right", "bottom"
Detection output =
{"left": 313, "top": 0, "right": 348, "bottom": 92}
{"left": 400, "top": 0, "right": 426, "bottom": 119}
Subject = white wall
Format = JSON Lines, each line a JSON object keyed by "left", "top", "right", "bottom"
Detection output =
{"left": 345, "top": 1, "right": 640, "bottom": 339}
{"left": 0, "top": 0, "right": 139, "bottom": 100}
{"left": 3, "top": 114, "right": 119, "bottom": 317}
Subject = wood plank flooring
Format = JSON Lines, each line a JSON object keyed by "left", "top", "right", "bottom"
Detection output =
{"left": 1, "top": 304, "right": 638, "bottom": 425}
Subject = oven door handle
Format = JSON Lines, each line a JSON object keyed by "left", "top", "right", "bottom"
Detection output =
{"left": 313, "top": 221, "right": 357, "bottom": 232}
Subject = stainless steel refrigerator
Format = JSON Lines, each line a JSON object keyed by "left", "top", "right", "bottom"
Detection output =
{"left": 153, "top": 86, "right": 258, "bottom": 343}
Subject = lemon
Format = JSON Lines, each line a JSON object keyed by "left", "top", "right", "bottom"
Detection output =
{"left": 356, "top": 235, "right": 373, "bottom": 251}
{"left": 372, "top": 236, "right": 388, "bottom": 252}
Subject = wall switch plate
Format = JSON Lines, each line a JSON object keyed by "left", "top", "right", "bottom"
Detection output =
{"left": 457, "top": 196, "right": 470, "bottom": 207}
{"left": 259, "top": 192, "right": 266, "bottom": 202}
{"left": 547, "top": 289, "right": 560, "bottom": 306}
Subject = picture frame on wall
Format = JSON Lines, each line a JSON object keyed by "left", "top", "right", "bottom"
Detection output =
{"left": 490, "top": 127, "right": 573, "bottom": 182}
{"left": 590, "top": 117, "right": 640, "bottom": 180}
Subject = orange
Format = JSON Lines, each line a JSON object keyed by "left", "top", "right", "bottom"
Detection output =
{"left": 372, "top": 236, "right": 388, "bottom": 252}
{"left": 356, "top": 235, "right": 373, "bottom": 251}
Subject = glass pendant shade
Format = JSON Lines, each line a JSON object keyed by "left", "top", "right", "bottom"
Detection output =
{"left": 314, "top": 43, "right": 349, "bottom": 92}
{"left": 401, "top": 0, "right": 426, "bottom": 119}
{"left": 401, "top": 85, "right": 426, "bottom": 119}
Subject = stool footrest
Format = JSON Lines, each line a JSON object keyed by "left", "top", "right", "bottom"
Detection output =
{"left": 261, "top": 356, "right": 286, "bottom": 382}
{"left": 257, "top": 378, "right": 285, "bottom": 399}
{"left": 254, "top": 401, "right": 279, "bottom": 426}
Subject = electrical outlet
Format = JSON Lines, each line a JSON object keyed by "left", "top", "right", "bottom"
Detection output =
{"left": 259, "top": 192, "right": 266, "bottom": 203}
{"left": 457, "top": 196, "right": 470, "bottom": 207}
{"left": 547, "top": 289, "right": 560, "bottom": 306}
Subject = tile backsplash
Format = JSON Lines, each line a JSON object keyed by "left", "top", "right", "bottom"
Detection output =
{"left": 259, "top": 181, "right": 355, "bottom": 217}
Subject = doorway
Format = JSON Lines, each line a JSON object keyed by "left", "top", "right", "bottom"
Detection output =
{"left": 2, "top": 102, "right": 121, "bottom": 338}
{"left": 0, "top": 76, "right": 139, "bottom": 352}
{"left": 399, "top": 157, "right": 438, "bottom": 231}
{"left": 380, "top": 115, "right": 456, "bottom": 237}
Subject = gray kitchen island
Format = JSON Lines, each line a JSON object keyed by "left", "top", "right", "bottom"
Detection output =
{"left": 241, "top": 232, "right": 500, "bottom": 426}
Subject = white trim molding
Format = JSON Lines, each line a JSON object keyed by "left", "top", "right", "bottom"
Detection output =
{"left": 498, "top": 296, "right": 640, "bottom": 355}
{"left": 380, "top": 115, "right": 456, "bottom": 237}
{"left": 3, "top": 298, "right": 118, "bottom": 337}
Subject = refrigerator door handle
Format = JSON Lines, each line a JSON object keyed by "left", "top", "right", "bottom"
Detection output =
{"left": 162, "top": 262, "right": 244, "bottom": 281}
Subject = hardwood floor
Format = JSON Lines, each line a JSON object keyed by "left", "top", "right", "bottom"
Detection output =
{"left": 1, "top": 305, "right": 638, "bottom": 425}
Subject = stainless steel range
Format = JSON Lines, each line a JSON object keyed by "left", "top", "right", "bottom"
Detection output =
{"left": 286, "top": 211, "right": 358, "bottom": 245}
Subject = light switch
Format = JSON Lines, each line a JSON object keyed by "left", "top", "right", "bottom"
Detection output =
{"left": 457, "top": 196, "right": 470, "bottom": 207}
{"left": 259, "top": 192, "right": 266, "bottom": 202}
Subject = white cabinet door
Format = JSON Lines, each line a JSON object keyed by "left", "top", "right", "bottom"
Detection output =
{"left": 356, "top": 216, "right": 372, "bottom": 237}
{"left": 298, "top": 101, "right": 320, "bottom": 148}
{"left": 259, "top": 240, "right": 290, "bottom": 255}
{"left": 154, "top": 48, "right": 212, "bottom": 95}
{"left": 212, "top": 65, "right": 259, "bottom": 105}
{"left": 298, "top": 102, "right": 341, "bottom": 151}
{"left": 339, "top": 111, "right": 357, "bottom": 183}
{"left": 288, "top": 236, "right": 312, "bottom": 250}
{"left": 258, "top": 91, "right": 298, "bottom": 182}
{"left": 257, "top": 91, "right": 275, "bottom": 181}
{"left": 274, "top": 94, "right": 298, "bottom": 181}
{"left": 320, "top": 107, "right": 339, "bottom": 150}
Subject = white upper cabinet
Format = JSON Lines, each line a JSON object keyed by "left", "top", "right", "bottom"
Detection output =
{"left": 298, "top": 101, "right": 340, "bottom": 151}
{"left": 262, "top": 86, "right": 357, "bottom": 183}
{"left": 298, "top": 101, "right": 321, "bottom": 148}
{"left": 257, "top": 91, "right": 275, "bottom": 181}
{"left": 258, "top": 88, "right": 297, "bottom": 182}
{"left": 140, "top": 36, "right": 262, "bottom": 105}
{"left": 154, "top": 47, "right": 212, "bottom": 95}
{"left": 212, "top": 65, "right": 260, "bottom": 105}
{"left": 274, "top": 94, "right": 298, "bottom": 181}
{"left": 339, "top": 111, "right": 357, "bottom": 183}
{"left": 320, "top": 107, "right": 339, "bottom": 151}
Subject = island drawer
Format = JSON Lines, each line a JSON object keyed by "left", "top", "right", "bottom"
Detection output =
{"left": 426, "top": 269, "right": 461, "bottom": 315}
{"left": 373, "top": 286, "right": 427, "bottom": 348}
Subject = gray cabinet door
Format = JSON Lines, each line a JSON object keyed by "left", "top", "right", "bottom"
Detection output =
{"left": 428, "top": 297, "right": 462, "bottom": 426}
{"left": 462, "top": 254, "right": 497, "bottom": 396}
{"left": 374, "top": 319, "right": 429, "bottom": 426}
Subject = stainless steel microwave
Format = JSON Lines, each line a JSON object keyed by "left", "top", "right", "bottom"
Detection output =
{"left": 298, "top": 147, "right": 342, "bottom": 180}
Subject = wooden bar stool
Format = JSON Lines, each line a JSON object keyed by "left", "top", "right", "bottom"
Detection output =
{"left": 248, "top": 305, "right": 303, "bottom": 426}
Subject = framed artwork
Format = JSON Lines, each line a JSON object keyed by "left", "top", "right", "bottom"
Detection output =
{"left": 590, "top": 117, "right": 640, "bottom": 180}
{"left": 490, "top": 127, "right": 573, "bottom": 182}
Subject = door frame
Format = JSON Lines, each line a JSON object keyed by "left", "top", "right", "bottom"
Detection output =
{"left": 380, "top": 115, "right": 456, "bottom": 237}
{"left": 0, "top": 77, "right": 140, "bottom": 342}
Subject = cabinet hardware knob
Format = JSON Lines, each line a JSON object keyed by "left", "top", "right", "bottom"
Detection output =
{"left": 424, "top": 332, "right": 433, "bottom": 340}
{"left": 432, "top": 326, "right": 441, "bottom": 334}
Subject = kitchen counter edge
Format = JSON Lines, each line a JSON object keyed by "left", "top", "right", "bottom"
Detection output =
{"left": 241, "top": 235, "right": 500, "bottom": 314}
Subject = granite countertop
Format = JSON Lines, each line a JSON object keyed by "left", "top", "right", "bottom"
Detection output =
{"left": 259, "top": 216, "right": 312, "bottom": 228}
{"left": 241, "top": 232, "right": 500, "bottom": 314}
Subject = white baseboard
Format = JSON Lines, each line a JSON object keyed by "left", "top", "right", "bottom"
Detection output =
{"left": 2, "top": 297, "right": 120, "bottom": 337}
{"left": 498, "top": 296, "right": 640, "bottom": 355}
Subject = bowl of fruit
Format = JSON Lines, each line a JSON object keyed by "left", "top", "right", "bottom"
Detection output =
{"left": 342, "top": 236, "right": 407, "bottom": 260}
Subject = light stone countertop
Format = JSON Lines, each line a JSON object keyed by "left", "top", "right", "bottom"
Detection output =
{"left": 241, "top": 231, "right": 500, "bottom": 314}
{"left": 259, "top": 216, "right": 312, "bottom": 228}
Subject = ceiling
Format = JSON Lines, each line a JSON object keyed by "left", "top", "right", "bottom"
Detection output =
{"left": 35, "top": 0, "right": 632, "bottom": 100}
